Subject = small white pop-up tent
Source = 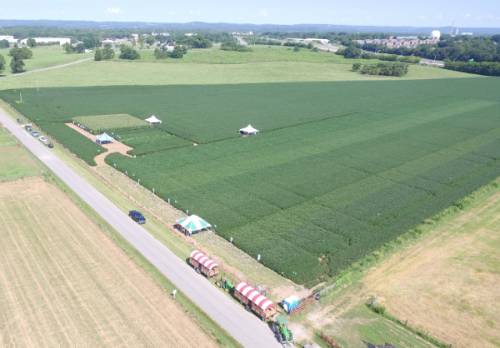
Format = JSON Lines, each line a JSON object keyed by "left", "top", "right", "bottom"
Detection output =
{"left": 145, "top": 115, "right": 162, "bottom": 125}
{"left": 239, "top": 124, "right": 259, "bottom": 136}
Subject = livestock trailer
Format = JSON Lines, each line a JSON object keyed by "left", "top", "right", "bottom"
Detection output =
{"left": 188, "top": 250, "right": 219, "bottom": 278}
{"left": 234, "top": 282, "right": 277, "bottom": 321}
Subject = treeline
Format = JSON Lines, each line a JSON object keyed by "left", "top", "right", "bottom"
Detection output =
{"left": 352, "top": 62, "right": 409, "bottom": 77}
{"left": 220, "top": 39, "right": 252, "bottom": 52}
{"left": 154, "top": 45, "right": 187, "bottom": 59}
{"left": 444, "top": 60, "right": 500, "bottom": 76}
{"left": 362, "top": 36, "right": 500, "bottom": 62}
{"left": 338, "top": 46, "right": 420, "bottom": 63}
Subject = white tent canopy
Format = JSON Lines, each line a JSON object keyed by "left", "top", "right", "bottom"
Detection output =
{"left": 96, "top": 132, "right": 114, "bottom": 144}
{"left": 145, "top": 115, "right": 162, "bottom": 124}
{"left": 239, "top": 124, "right": 259, "bottom": 135}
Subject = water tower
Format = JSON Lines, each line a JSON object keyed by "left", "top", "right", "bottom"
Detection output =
{"left": 431, "top": 30, "right": 441, "bottom": 40}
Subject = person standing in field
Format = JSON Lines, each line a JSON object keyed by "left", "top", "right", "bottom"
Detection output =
{"left": 171, "top": 288, "right": 177, "bottom": 299}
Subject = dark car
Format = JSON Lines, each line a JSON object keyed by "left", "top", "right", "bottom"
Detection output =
{"left": 128, "top": 210, "right": 146, "bottom": 224}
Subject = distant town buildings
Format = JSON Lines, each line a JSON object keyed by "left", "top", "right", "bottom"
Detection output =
{"left": 355, "top": 31, "right": 440, "bottom": 49}
{"left": 286, "top": 38, "right": 330, "bottom": 45}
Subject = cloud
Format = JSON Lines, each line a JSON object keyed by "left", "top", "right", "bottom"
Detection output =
{"left": 107, "top": 7, "right": 121, "bottom": 15}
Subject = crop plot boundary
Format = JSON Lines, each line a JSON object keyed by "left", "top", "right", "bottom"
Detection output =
{"left": 73, "top": 114, "right": 148, "bottom": 133}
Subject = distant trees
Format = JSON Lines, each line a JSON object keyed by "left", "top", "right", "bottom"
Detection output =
{"left": 0, "top": 40, "right": 9, "bottom": 48}
{"left": 444, "top": 60, "right": 500, "bottom": 76}
{"left": 26, "top": 38, "right": 37, "bottom": 48}
{"left": 8, "top": 46, "right": 33, "bottom": 73}
{"left": 80, "top": 34, "right": 100, "bottom": 49}
{"left": 63, "top": 42, "right": 85, "bottom": 54}
{"left": 9, "top": 47, "right": 33, "bottom": 60}
{"left": 340, "top": 45, "right": 362, "bottom": 58}
{"left": 220, "top": 39, "right": 252, "bottom": 52}
{"left": 177, "top": 35, "right": 213, "bottom": 49}
{"left": 169, "top": 45, "right": 187, "bottom": 58}
{"left": 352, "top": 62, "right": 362, "bottom": 71}
{"left": 153, "top": 45, "right": 187, "bottom": 59}
{"left": 0, "top": 54, "right": 5, "bottom": 74}
{"left": 94, "top": 44, "right": 115, "bottom": 61}
{"left": 145, "top": 36, "right": 156, "bottom": 46}
{"left": 153, "top": 47, "right": 169, "bottom": 59}
{"left": 361, "top": 36, "right": 500, "bottom": 63}
{"left": 353, "top": 62, "right": 409, "bottom": 77}
{"left": 119, "top": 45, "right": 140, "bottom": 60}
{"left": 63, "top": 43, "right": 72, "bottom": 54}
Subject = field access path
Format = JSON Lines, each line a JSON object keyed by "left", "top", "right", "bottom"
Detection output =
{"left": 0, "top": 108, "right": 281, "bottom": 348}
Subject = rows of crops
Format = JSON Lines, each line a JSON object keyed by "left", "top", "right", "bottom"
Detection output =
{"left": 2, "top": 78, "right": 500, "bottom": 284}
{"left": 110, "top": 127, "right": 192, "bottom": 155}
{"left": 73, "top": 114, "right": 148, "bottom": 133}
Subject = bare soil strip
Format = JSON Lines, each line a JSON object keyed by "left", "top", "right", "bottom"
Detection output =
{"left": 65, "top": 122, "right": 133, "bottom": 166}
{"left": 0, "top": 177, "right": 217, "bottom": 348}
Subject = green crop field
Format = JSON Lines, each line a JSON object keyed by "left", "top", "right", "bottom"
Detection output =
{"left": 1, "top": 77, "right": 499, "bottom": 284}
{"left": 73, "top": 114, "right": 148, "bottom": 133}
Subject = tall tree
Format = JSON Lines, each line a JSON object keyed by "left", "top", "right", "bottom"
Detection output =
{"left": 119, "top": 45, "right": 140, "bottom": 60}
{"left": 26, "top": 38, "right": 37, "bottom": 48}
{"left": 0, "top": 54, "right": 5, "bottom": 74}
{"left": 10, "top": 56, "right": 25, "bottom": 73}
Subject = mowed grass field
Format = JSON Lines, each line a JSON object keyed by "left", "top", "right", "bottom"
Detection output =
{"left": 0, "top": 127, "right": 218, "bottom": 347}
{"left": 0, "top": 45, "right": 90, "bottom": 76}
{"left": 0, "top": 45, "right": 473, "bottom": 90}
{"left": 2, "top": 77, "right": 499, "bottom": 284}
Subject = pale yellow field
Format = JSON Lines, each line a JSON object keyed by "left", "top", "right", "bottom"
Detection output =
{"left": 362, "top": 185, "right": 500, "bottom": 348}
{"left": 0, "top": 177, "right": 217, "bottom": 347}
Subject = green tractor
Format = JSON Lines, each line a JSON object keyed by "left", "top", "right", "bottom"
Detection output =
{"left": 216, "top": 277, "right": 235, "bottom": 293}
{"left": 271, "top": 315, "right": 293, "bottom": 345}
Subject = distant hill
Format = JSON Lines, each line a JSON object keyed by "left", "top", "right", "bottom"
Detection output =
{"left": 1, "top": 19, "right": 500, "bottom": 35}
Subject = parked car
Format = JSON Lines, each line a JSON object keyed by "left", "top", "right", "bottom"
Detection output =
{"left": 39, "top": 136, "right": 49, "bottom": 145}
{"left": 30, "top": 130, "right": 40, "bottom": 138}
{"left": 24, "top": 124, "right": 32, "bottom": 132}
{"left": 128, "top": 210, "right": 146, "bottom": 224}
{"left": 48, "top": 142, "right": 54, "bottom": 149}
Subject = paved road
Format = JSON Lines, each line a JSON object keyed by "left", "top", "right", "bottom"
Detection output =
{"left": 0, "top": 108, "right": 281, "bottom": 348}
{"left": 7, "top": 57, "right": 92, "bottom": 77}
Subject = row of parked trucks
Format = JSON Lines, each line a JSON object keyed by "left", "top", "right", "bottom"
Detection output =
{"left": 188, "top": 249, "right": 294, "bottom": 344}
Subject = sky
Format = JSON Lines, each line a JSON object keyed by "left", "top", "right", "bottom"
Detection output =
{"left": 2, "top": 0, "right": 500, "bottom": 28}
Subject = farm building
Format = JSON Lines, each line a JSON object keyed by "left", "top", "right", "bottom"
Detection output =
{"left": 188, "top": 250, "right": 219, "bottom": 278}
{"left": 95, "top": 133, "right": 114, "bottom": 144}
{"left": 20, "top": 37, "right": 71, "bottom": 46}
{"left": 145, "top": 115, "right": 162, "bottom": 125}
{"left": 175, "top": 215, "right": 211, "bottom": 236}
{"left": 234, "top": 282, "right": 277, "bottom": 320}
{"left": 239, "top": 124, "right": 259, "bottom": 136}
{"left": 0, "top": 35, "right": 18, "bottom": 44}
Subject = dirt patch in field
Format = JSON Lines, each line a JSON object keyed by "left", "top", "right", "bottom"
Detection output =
{"left": 0, "top": 177, "right": 217, "bottom": 347}
{"left": 65, "top": 122, "right": 133, "bottom": 166}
